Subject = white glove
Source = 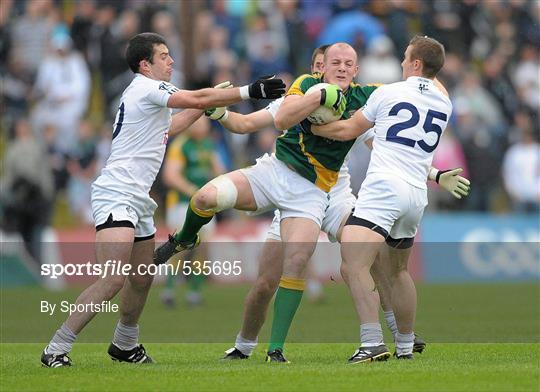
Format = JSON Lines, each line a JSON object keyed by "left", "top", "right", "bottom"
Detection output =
{"left": 431, "top": 167, "right": 471, "bottom": 199}
{"left": 205, "top": 81, "right": 232, "bottom": 121}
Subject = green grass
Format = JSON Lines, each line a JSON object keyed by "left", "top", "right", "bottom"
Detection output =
{"left": 1, "top": 343, "right": 539, "bottom": 391}
{"left": 1, "top": 283, "right": 539, "bottom": 343}
{"left": 1, "top": 283, "right": 539, "bottom": 390}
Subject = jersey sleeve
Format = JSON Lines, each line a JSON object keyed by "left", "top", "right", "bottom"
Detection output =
{"left": 286, "top": 74, "right": 318, "bottom": 96}
{"left": 265, "top": 97, "right": 284, "bottom": 119}
{"left": 361, "top": 86, "right": 385, "bottom": 123}
{"left": 147, "top": 80, "right": 180, "bottom": 107}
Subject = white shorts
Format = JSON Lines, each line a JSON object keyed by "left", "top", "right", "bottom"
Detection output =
{"left": 266, "top": 167, "right": 355, "bottom": 242}
{"left": 91, "top": 174, "right": 158, "bottom": 238}
{"left": 352, "top": 173, "right": 428, "bottom": 240}
{"left": 241, "top": 154, "right": 329, "bottom": 227}
{"left": 166, "top": 202, "right": 215, "bottom": 236}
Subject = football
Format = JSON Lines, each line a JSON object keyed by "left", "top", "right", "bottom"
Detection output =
{"left": 305, "top": 83, "right": 342, "bottom": 125}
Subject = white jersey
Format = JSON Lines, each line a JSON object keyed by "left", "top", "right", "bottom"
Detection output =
{"left": 99, "top": 74, "right": 178, "bottom": 195}
{"left": 362, "top": 76, "right": 452, "bottom": 189}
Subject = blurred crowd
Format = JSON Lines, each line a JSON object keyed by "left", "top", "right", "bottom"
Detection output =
{"left": 1, "top": 0, "right": 539, "bottom": 245}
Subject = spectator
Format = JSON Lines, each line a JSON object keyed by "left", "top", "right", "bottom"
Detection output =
{"left": 8, "top": 0, "right": 55, "bottom": 79}
{"left": 1, "top": 119, "right": 54, "bottom": 262}
{"left": 502, "top": 111, "right": 540, "bottom": 213}
{"left": 31, "top": 32, "right": 91, "bottom": 157}
{"left": 358, "top": 35, "right": 401, "bottom": 85}
{"left": 66, "top": 121, "right": 98, "bottom": 225}
{"left": 70, "top": 0, "right": 96, "bottom": 61}
{"left": 151, "top": 10, "right": 184, "bottom": 88}
{"left": 482, "top": 51, "right": 520, "bottom": 122}
{"left": 513, "top": 44, "right": 540, "bottom": 112}
{"left": 245, "top": 12, "right": 290, "bottom": 79}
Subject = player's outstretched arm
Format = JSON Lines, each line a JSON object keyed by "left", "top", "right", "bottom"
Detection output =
{"left": 167, "top": 76, "right": 286, "bottom": 110}
{"left": 312, "top": 110, "right": 374, "bottom": 141}
{"left": 169, "top": 109, "right": 204, "bottom": 136}
{"left": 428, "top": 167, "right": 471, "bottom": 199}
{"left": 216, "top": 110, "right": 275, "bottom": 134}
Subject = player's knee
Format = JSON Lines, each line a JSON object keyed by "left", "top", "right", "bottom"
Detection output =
{"left": 193, "top": 175, "right": 238, "bottom": 213}
{"left": 192, "top": 188, "right": 217, "bottom": 211}
{"left": 254, "top": 275, "right": 279, "bottom": 297}
{"left": 103, "top": 275, "right": 126, "bottom": 299}
{"left": 284, "top": 251, "right": 310, "bottom": 276}
{"left": 128, "top": 272, "right": 154, "bottom": 291}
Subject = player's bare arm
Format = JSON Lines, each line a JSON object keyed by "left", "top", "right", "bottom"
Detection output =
{"left": 220, "top": 110, "right": 275, "bottom": 134}
{"left": 169, "top": 109, "right": 204, "bottom": 135}
{"left": 312, "top": 110, "right": 374, "bottom": 141}
{"left": 274, "top": 93, "right": 321, "bottom": 130}
{"left": 167, "top": 76, "right": 286, "bottom": 110}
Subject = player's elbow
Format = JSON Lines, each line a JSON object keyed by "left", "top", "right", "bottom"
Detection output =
{"left": 274, "top": 113, "right": 290, "bottom": 131}
{"left": 168, "top": 91, "right": 207, "bottom": 110}
{"left": 336, "top": 132, "right": 355, "bottom": 141}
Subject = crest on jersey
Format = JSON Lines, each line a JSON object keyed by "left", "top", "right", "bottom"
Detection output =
{"left": 418, "top": 83, "right": 429, "bottom": 94}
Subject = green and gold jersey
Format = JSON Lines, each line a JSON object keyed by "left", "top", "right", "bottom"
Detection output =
{"left": 275, "top": 73, "right": 379, "bottom": 192}
{"left": 165, "top": 135, "right": 215, "bottom": 207}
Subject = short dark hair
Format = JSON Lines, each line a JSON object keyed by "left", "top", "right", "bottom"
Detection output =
{"left": 311, "top": 44, "right": 330, "bottom": 66}
{"left": 126, "top": 32, "right": 167, "bottom": 73}
{"left": 408, "top": 35, "right": 445, "bottom": 78}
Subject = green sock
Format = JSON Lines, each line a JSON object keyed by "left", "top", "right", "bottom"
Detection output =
{"left": 165, "top": 272, "right": 175, "bottom": 290}
{"left": 188, "top": 273, "right": 205, "bottom": 292}
{"left": 268, "top": 279, "right": 305, "bottom": 352}
{"left": 174, "top": 200, "right": 214, "bottom": 242}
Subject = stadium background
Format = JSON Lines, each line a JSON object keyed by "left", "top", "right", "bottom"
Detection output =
{"left": 0, "top": 0, "right": 539, "bottom": 343}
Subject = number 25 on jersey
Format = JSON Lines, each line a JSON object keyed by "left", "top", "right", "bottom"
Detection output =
{"left": 386, "top": 102, "right": 447, "bottom": 153}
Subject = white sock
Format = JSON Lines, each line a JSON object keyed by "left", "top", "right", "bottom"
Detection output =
{"left": 47, "top": 323, "right": 76, "bottom": 355}
{"left": 235, "top": 333, "right": 257, "bottom": 356}
{"left": 112, "top": 321, "right": 139, "bottom": 351}
{"left": 396, "top": 332, "right": 414, "bottom": 356}
{"left": 383, "top": 310, "right": 398, "bottom": 340}
{"left": 360, "top": 323, "right": 384, "bottom": 347}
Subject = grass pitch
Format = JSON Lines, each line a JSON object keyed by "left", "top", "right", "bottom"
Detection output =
{"left": 1, "top": 343, "right": 539, "bottom": 391}
{"left": 1, "top": 283, "right": 539, "bottom": 391}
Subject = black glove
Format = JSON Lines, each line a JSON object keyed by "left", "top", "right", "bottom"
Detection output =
{"left": 248, "top": 75, "right": 286, "bottom": 99}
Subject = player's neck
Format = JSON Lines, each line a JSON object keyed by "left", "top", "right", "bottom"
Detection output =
{"left": 407, "top": 70, "right": 433, "bottom": 81}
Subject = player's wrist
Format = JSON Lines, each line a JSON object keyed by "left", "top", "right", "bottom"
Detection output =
{"left": 217, "top": 110, "right": 229, "bottom": 122}
{"left": 239, "top": 85, "right": 250, "bottom": 100}
{"left": 428, "top": 167, "right": 439, "bottom": 182}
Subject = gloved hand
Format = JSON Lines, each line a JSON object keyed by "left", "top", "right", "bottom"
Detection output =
{"left": 205, "top": 81, "right": 233, "bottom": 121}
{"left": 320, "top": 84, "right": 346, "bottom": 118}
{"left": 247, "top": 75, "right": 286, "bottom": 99}
{"left": 436, "top": 168, "right": 471, "bottom": 199}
